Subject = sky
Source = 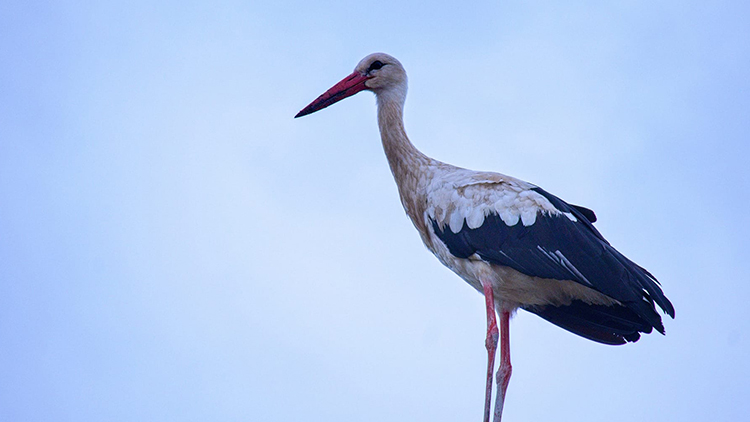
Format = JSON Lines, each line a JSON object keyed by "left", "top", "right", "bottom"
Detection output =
{"left": 1, "top": 1, "right": 749, "bottom": 421}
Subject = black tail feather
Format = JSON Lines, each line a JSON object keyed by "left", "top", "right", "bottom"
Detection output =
{"left": 524, "top": 301, "right": 659, "bottom": 345}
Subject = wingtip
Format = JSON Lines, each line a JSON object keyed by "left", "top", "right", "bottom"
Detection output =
{"left": 659, "top": 296, "right": 676, "bottom": 319}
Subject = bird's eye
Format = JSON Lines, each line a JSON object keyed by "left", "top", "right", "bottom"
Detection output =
{"left": 368, "top": 60, "right": 385, "bottom": 72}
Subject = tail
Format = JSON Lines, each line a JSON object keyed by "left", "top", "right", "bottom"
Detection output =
{"left": 523, "top": 301, "right": 661, "bottom": 345}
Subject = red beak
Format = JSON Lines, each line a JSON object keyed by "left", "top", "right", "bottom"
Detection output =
{"left": 295, "top": 71, "right": 369, "bottom": 118}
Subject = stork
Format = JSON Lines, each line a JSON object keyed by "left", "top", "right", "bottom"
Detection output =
{"left": 295, "top": 53, "right": 674, "bottom": 422}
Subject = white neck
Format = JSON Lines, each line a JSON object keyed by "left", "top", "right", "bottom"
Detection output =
{"left": 376, "top": 91, "right": 429, "bottom": 180}
{"left": 375, "top": 89, "right": 433, "bottom": 236}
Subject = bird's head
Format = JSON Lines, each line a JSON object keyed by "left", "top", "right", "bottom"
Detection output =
{"left": 295, "top": 53, "right": 407, "bottom": 118}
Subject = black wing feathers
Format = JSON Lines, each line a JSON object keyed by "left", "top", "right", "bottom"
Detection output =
{"left": 525, "top": 301, "right": 649, "bottom": 345}
{"left": 571, "top": 204, "right": 597, "bottom": 223}
{"left": 430, "top": 186, "right": 674, "bottom": 344}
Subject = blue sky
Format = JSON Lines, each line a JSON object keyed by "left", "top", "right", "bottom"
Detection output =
{"left": 2, "top": 1, "right": 749, "bottom": 421}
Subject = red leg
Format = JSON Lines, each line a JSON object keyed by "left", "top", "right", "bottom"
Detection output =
{"left": 480, "top": 281, "right": 499, "bottom": 422}
{"left": 493, "top": 311, "right": 512, "bottom": 422}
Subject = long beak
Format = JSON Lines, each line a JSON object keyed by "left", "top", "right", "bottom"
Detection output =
{"left": 295, "top": 71, "right": 369, "bottom": 118}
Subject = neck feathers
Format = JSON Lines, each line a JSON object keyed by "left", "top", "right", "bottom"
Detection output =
{"left": 376, "top": 92, "right": 432, "bottom": 240}
{"left": 376, "top": 94, "right": 427, "bottom": 176}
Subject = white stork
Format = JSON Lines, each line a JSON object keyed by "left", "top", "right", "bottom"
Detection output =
{"left": 295, "top": 53, "right": 674, "bottom": 422}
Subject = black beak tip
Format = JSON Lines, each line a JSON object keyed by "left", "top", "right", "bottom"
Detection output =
{"left": 294, "top": 107, "right": 312, "bottom": 118}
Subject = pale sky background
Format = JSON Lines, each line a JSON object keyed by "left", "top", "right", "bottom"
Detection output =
{"left": 2, "top": 1, "right": 749, "bottom": 421}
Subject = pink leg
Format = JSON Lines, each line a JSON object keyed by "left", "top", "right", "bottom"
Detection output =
{"left": 493, "top": 311, "right": 512, "bottom": 422}
{"left": 480, "top": 281, "right": 499, "bottom": 422}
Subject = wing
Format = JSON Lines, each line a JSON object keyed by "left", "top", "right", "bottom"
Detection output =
{"left": 429, "top": 182, "right": 674, "bottom": 343}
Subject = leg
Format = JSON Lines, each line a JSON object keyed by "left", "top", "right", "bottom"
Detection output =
{"left": 493, "top": 311, "right": 512, "bottom": 422}
{"left": 480, "top": 280, "right": 498, "bottom": 422}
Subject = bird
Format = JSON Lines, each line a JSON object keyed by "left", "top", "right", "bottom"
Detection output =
{"left": 294, "top": 53, "right": 674, "bottom": 422}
